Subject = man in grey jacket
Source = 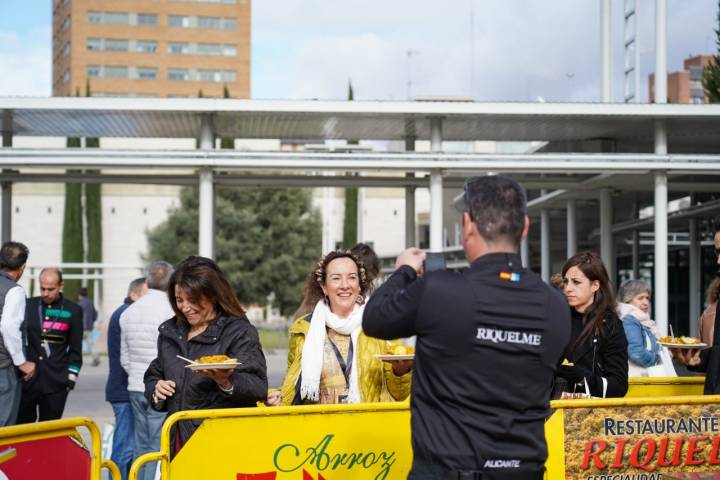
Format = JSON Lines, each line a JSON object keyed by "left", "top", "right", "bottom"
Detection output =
{"left": 120, "top": 261, "right": 174, "bottom": 480}
{"left": 0, "top": 241, "right": 35, "bottom": 426}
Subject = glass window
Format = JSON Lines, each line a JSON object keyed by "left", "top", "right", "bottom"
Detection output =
{"left": 63, "top": 69, "right": 70, "bottom": 82}
{"left": 222, "top": 18, "right": 237, "bottom": 30}
{"left": 87, "top": 65, "right": 101, "bottom": 77}
{"left": 168, "top": 68, "right": 190, "bottom": 81}
{"left": 168, "top": 42, "right": 189, "bottom": 54}
{"left": 136, "top": 67, "right": 158, "bottom": 79}
{"left": 62, "top": 16, "right": 71, "bottom": 30}
{"left": 168, "top": 15, "right": 189, "bottom": 27}
{"left": 104, "top": 65, "right": 128, "bottom": 78}
{"left": 104, "top": 39, "right": 129, "bottom": 52}
{"left": 222, "top": 44, "right": 237, "bottom": 56}
{"left": 86, "top": 38, "right": 102, "bottom": 51}
{"left": 198, "top": 16, "right": 220, "bottom": 29}
{"left": 137, "top": 14, "right": 158, "bottom": 25}
{"left": 63, "top": 42, "right": 71, "bottom": 56}
{"left": 222, "top": 71, "right": 237, "bottom": 82}
{"left": 87, "top": 12, "right": 102, "bottom": 24}
{"left": 136, "top": 40, "right": 158, "bottom": 53}
{"left": 197, "top": 43, "right": 221, "bottom": 56}
{"left": 104, "top": 12, "right": 130, "bottom": 25}
{"left": 197, "top": 69, "right": 218, "bottom": 82}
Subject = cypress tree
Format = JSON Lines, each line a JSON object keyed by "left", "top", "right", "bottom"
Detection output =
{"left": 62, "top": 179, "right": 83, "bottom": 301}
{"left": 85, "top": 180, "right": 102, "bottom": 300}
{"left": 342, "top": 80, "right": 358, "bottom": 247}
{"left": 703, "top": 1, "right": 720, "bottom": 102}
{"left": 220, "top": 84, "right": 234, "bottom": 149}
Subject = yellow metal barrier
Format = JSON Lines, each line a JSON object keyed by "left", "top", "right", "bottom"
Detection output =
{"left": 129, "top": 451, "right": 167, "bottom": 480}
{"left": 129, "top": 402, "right": 412, "bottom": 479}
{"left": 0, "top": 416, "right": 119, "bottom": 480}
{"left": 626, "top": 375, "right": 705, "bottom": 397}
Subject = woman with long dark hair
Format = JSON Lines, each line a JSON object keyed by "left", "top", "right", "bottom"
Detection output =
{"left": 556, "top": 251, "right": 628, "bottom": 398}
{"left": 144, "top": 256, "right": 267, "bottom": 452}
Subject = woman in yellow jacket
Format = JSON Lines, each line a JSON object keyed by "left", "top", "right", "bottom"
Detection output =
{"left": 268, "top": 250, "right": 411, "bottom": 406}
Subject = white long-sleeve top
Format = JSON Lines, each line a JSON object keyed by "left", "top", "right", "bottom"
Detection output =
{"left": 0, "top": 286, "right": 27, "bottom": 366}
{"left": 120, "top": 288, "right": 174, "bottom": 392}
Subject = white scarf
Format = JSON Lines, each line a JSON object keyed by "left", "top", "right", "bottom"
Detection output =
{"left": 300, "top": 300, "right": 363, "bottom": 403}
{"left": 616, "top": 302, "right": 659, "bottom": 337}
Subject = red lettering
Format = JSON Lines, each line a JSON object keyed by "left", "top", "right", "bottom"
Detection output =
{"left": 710, "top": 437, "right": 720, "bottom": 465}
{"left": 610, "top": 438, "right": 629, "bottom": 468}
{"left": 685, "top": 436, "right": 708, "bottom": 466}
{"left": 236, "top": 474, "right": 277, "bottom": 480}
{"left": 658, "top": 437, "right": 684, "bottom": 467}
{"left": 581, "top": 440, "right": 609, "bottom": 470}
{"left": 629, "top": 437, "right": 657, "bottom": 472}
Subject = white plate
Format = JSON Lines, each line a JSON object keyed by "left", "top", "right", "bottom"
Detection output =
{"left": 185, "top": 361, "right": 241, "bottom": 370}
{"left": 375, "top": 354, "right": 414, "bottom": 361}
{"left": 659, "top": 342, "right": 708, "bottom": 350}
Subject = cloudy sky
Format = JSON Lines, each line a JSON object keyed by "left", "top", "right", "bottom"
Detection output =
{"left": 1, "top": 0, "right": 717, "bottom": 102}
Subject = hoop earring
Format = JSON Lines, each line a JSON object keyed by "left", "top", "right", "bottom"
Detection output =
{"left": 356, "top": 294, "right": 365, "bottom": 305}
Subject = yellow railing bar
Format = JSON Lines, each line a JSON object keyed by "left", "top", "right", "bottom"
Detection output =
{"left": 628, "top": 376, "right": 704, "bottom": 385}
{"left": 0, "top": 416, "right": 102, "bottom": 479}
{"left": 551, "top": 393, "right": 720, "bottom": 409}
{"left": 129, "top": 452, "right": 167, "bottom": 480}
{"left": 102, "top": 459, "right": 121, "bottom": 480}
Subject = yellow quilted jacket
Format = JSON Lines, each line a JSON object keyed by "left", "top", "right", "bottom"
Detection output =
{"left": 278, "top": 315, "right": 411, "bottom": 405}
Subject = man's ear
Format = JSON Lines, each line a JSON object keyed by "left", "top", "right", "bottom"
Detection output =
{"left": 521, "top": 215, "right": 529, "bottom": 241}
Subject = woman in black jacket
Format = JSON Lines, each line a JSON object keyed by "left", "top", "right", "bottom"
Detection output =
{"left": 555, "top": 251, "right": 628, "bottom": 398}
{"left": 144, "top": 256, "right": 268, "bottom": 452}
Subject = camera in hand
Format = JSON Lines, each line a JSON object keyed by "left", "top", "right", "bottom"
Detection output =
{"left": 423, "top": 252, "right": 446, "bottom": 273}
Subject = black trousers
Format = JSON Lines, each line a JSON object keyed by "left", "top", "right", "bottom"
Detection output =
{"left": 409, "top": 458, "right": 544, "bottom": 480}
{"left": 17, "top": 388, "right": 68, "bottom": 424}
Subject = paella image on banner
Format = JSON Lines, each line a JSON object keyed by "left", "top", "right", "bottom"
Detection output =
{"left": 564, "top": 403, "right": 720, "bottom": 479}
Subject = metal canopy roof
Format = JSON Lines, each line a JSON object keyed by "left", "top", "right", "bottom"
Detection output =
{"left": 4, "top": 97, "right": 720, "bottom": 143}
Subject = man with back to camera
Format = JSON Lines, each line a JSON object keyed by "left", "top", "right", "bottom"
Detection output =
{"left": 0, "top": 241, "right": 35, "bottom": 426}
{"left": 363, "top": 175, "right": 571, "bottom": 480}
{"left": 20, "top": 267, "right": 83, "bottom": 423}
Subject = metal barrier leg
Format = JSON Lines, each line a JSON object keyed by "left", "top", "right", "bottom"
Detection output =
{"left": 129, "top": 452, "right": 166, "bottom": 480}
{"left": 102, "top": 459, "right": 122, "bottom": 480}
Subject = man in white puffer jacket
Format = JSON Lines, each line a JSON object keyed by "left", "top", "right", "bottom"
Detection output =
{"left": 120, "top": 261, "right": 174, "bottom": 480}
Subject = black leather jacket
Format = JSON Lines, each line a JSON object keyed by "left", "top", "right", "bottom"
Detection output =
{"left": 144, "top": 314, "right": 267, "bottom": 448}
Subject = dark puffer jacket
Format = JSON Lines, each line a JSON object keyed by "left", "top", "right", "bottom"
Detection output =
{"left": 144, "top": 314, "right": 267, "bottom": 449}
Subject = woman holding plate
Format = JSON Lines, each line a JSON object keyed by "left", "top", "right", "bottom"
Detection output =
{"left": 144, "top": 256, "right": 267, "bottom": 452}
{"left": 267, "top": 250, "right": 411, "bottom": 406}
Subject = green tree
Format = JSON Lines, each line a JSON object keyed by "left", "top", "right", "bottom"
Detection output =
{"left": 62, "top": 178, "right": 83, "bottom": 301}
{"left": 147, "top": 187, "right": 321, "bottom": 316}
{"left": 703, "top": 0, "right": 720, "bottom": 102}
{"left": 342, "top": 79, "right": 358, "bottom": 247}
{"left": 85, "top": 180, "right": 102, "bottom": 299}
{"left": 220, "top": 84, "right": 234, "bottom": 149}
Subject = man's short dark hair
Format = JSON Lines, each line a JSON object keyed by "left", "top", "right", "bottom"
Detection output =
{"left": 0, "top": 241, "right": 29, "bottom": 272}
{"left": 146, "top": 261, "right": 174, "bottom": 291}
{"left": 463, "top": 175, "right": 527, "bottom": 248}
{"left": 127, "top": 277, "right": 146, "bottom": 297}
{"left": 79, "top": 287, "right": 88, "bottom": 297}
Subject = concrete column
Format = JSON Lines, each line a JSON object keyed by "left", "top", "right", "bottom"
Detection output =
{"left": 566, "top": 199, "right": 577, "bottom": 258}
{"left": 429, "top": 118, "right": 443, "bottom": 252}
{"left": 1, "top": 110, "right": 12, "bottom": 244}
{"left": 405, "top": 136, "right": 416, "bottom": 248}
{"left": 521, "top": 238, "right": 529, "bottom": 269}
{"left": 198, "top": 115, "right": 214, "bottom": 258}
{"left": 654, "top": 171, "right": 668, "bottom": 336}
{"left": 600, "top": 188, "right": 614, "bottom": 281}
{"left": 632, "top": 230, "right": 640, "bottom": 279}
{"left": 541, "top": 209, "right": 550, "bottom": 282}
{"left": 601, "top": 0, "right": 613, "bottom": 102}
{"left": 689, "top": 218, "right": 700, "bottom": 336}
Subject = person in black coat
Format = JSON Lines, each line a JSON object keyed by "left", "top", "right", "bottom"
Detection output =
{"left": 144, "top": 256, "right": 267, "bottom": 453}
{"left": 20, "top": 268, "right": 84, "bottom": 423}
{"left": 556, "top": 251, "right": 628, "bottom": 398}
